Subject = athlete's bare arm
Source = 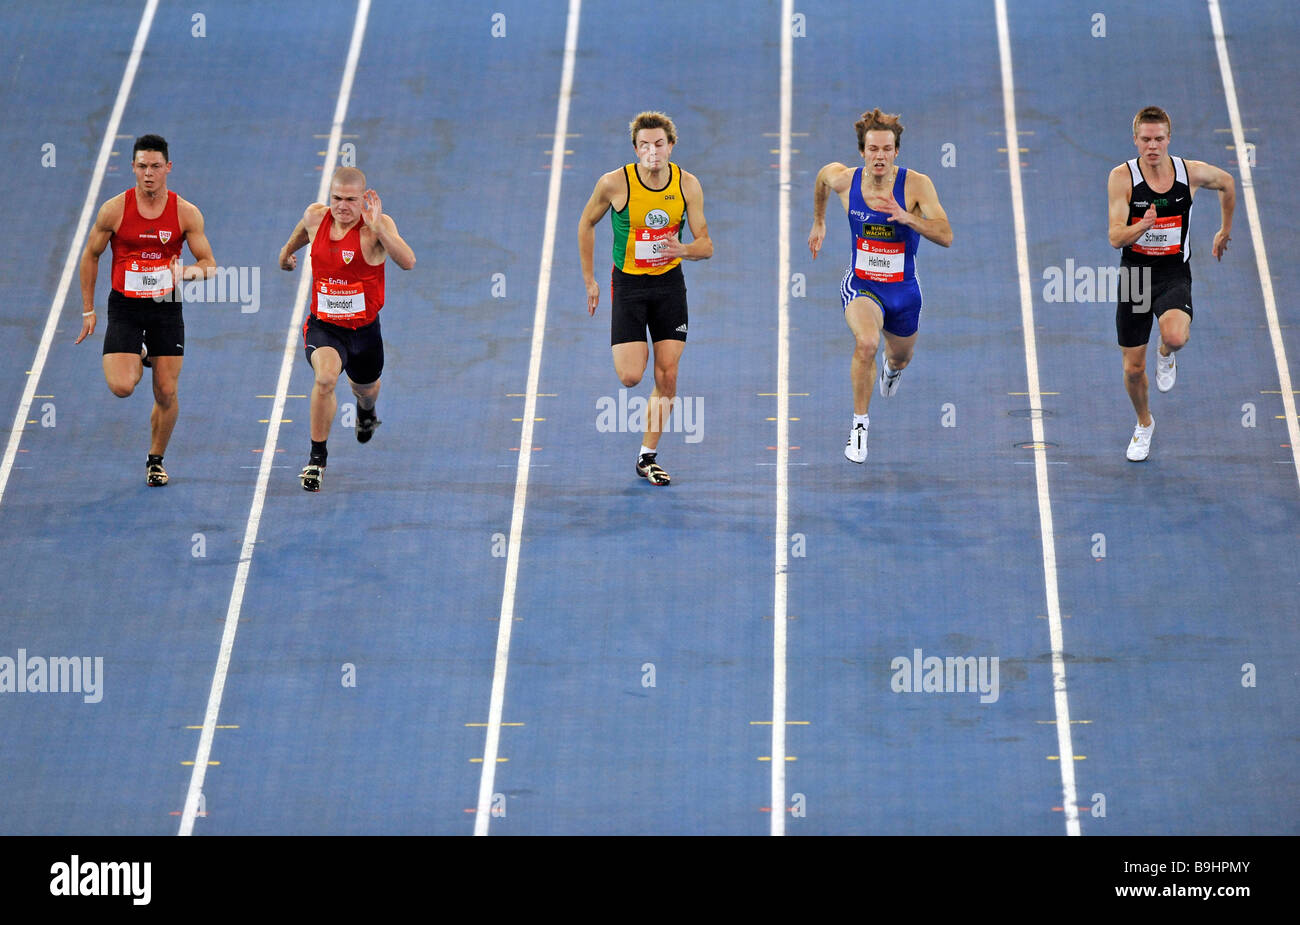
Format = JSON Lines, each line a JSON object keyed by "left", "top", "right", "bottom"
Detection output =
{"left": 579, "top": 170, "right": 624, "bottom": 316}
{"left": 360, "top": 189, "right": 416, "bottom": 270}
{"left": 1108, "top": 165, "right": 1155, "bottom": 249}
{"left": 660, "top": 170, "right": 712, "bottom": 262}
{"left": 75, "top": 195, "right": 124, "bottom": 344}
{"left": 279, "top": 204, "right": 327, "bottom": 271}
{"left": 177, "top": 198, "right": 217, "bottom": 280}
{"left": 1186, "top": 159, "right": 1235, "bottom": 260}
{"left": 870, "top": 170, "right": 953, "bottom": 248}
{"left": 808, "top": 162, "right": 855, "bottom": 259}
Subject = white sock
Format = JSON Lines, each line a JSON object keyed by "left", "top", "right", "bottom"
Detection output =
{"left": 639, "top": 444, "right": 655, "bottom": 457}
{"left": 853, "top": 414, "right": 869, "bottom": 428}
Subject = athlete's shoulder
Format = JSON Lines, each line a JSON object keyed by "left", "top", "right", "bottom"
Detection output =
{"left": 95, "top": 191, "right": 127, "bottom": 231}
{"left": 174, "top": 194, "right": 203, "bottom": 227}
{"left": 818, "top": 162, "right": 856, "bottom": 192}
{"left": 1108, "top": 162, "right": 1135, "bottom": 189}
{"left": 677, "top": 165, "right": 703, "bottom": 192}
{"left": 303, "top": 202, "right": 329, "bottom": 224}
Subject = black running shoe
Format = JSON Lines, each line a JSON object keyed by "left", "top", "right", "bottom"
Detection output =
{"left": 299, "top": 462, "right": 325, "bottom": 492}
{"left": 636, "top": 452, "right": 671, "bottom": 486}
{"left": 356, "top": 409, "right": 381, "bottom": 444}
{"left": 146, "top": 461, "right": 168, "bottom": 486}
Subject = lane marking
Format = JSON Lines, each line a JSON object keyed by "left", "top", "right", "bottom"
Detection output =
{"left": 474, "top": 0, "right": 582, "bottom": 837}
{"left": 178, "top": 0, "right": 372, "bottom": 837}
{"left": 0, "top": 0, "right": 160, "bottom": 509}
{"left": 995, "top": 0, "right": 1081, "bottom": 837}
{"left": 769, "top": 0, "right": 794, "bottom": 837}
{"left": 1208, "top": 0, "right": 1300, "bottom": 492}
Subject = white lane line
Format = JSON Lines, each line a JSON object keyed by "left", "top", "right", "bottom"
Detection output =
{"left": 0, "top": 0, "right": 159, "bottom": 509}
{"left": 1207, "top": 0, "right": 1300, "bottom": 492}
{"left": 994, "top": 0, "right": 1081, "bottom": 836}
{"left": 178, "top": 0, "right": 372, "bottom": 836}
{"left": 473, "top": 0, "right": 582, "bottom": 836}
{"left": 770, "top": 0, "right": 794, "bottom": 838}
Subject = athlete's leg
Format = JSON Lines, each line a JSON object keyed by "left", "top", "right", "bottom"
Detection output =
{"left": 350, "top": 377, "right": 380, "bottom": 411}
{"left": 1157, "top": 308, "right": 1191, "bottom": 354}
{"left": 310, "top": 346, "right": 343, "bottom": 442}
{"left": 642, "top": 339, "right": 684, "bottom": 452}
{"left": 612, "top": 342, "right": 650, "bottom": 388}
{"left": 1122, "top": 343, "right": 1152, "bottom": 426}
{"left": 881, "top": 329, "right": 919, "bottom": 373}
{"left": 103, "top": 353, "right": 144, "bottom": 398}
{"left": 845, "top": 296, "right": 885, "bottom": 415}
{"left": 148, "top": 355, "right": 183, "bottom": 456}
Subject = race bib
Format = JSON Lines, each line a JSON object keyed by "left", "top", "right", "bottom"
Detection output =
{"left": 855, "top": 238, "right": 905, "bottom": 283}
{"left": 317, "top": 280, "right": 366, "bottom": 319}
{"left": 634, "top": 225, "right": 679, "bottom": 268}
{"left": 1131, "top": 215, "right": 1183, "bottom": 256}
{"left": 123, "top": 261, "right": 173, "bottom": 298}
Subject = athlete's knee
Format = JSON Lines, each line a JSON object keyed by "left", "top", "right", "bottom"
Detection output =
{"left": 314, "top": 369, "right": 340, "bottom": 392}
{"left": 106, "top": 379, "right": 135, "bottom": 399}
{"left": 853, "top": 335, "right": 879, "bottom": 361}
{"left": 1162, "top": 328, "right": 1189, "bottom": 351}
{"left": 617, "top": 368, "right": 643, "bottom": 388}
{"left": 152, "top": 380, "right": 178, "bottom": 407}
{"left": 654, "top": 366, "right": 678, "bottom": 396}
{"left": 1123, "top": 360, "right": 1146, "bottom": 382}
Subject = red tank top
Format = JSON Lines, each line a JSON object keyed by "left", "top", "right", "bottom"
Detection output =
{"left": 111, "top": 189, "right": 184, "bottom": 298}
{"left": 309, "top": 212, "right": 385, "bottom": 328}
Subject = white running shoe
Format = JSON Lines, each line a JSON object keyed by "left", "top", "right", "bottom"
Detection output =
{"left": 878, "top": 357, "right": 903, "bottom": 397}
{"left": 1155, "top": 346, "right": 1176, "bottom": 392}
{"left": 1126, "top": 416, "right": 1154, "bottom": 462}
{"left": 844, "top": 421, "right": 868, "bottom": 463}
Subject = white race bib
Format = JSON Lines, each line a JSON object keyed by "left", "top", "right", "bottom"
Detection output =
{"left": 1131, "top": 215, "right": 1183, "bottom": 256}
{"left": 855, "top": 238, "right": 905, "bottom": 283}
{"left": 634, "top": 225, "right": 679, "bottom": 268}
{"left": 318, "top": 281, "right": 366, "bottom": 318}
{"left": 123, "top": 263, "right": 173, "bottom": 298}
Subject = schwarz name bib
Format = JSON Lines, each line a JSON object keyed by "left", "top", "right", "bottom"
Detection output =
{"left": 1129, "top": 215, "right": 1183, "bottom": 256}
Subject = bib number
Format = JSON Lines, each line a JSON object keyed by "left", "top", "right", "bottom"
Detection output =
{"left": 855, "top": 238, "right": 905, "bottom": 283}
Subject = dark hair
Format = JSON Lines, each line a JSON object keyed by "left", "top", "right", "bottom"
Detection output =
{"left": 132, "top": 134, "right": 169, "bottom": 162}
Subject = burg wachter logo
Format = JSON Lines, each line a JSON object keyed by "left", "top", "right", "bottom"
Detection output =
{"left": 50, "top": 856, "right": 151, "bottom": 905}
{"left": 0, "top": 649, "right": 103, "bottom": 703}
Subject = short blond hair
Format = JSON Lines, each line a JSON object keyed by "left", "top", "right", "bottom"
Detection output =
{"left": 629, "top": 111, "right": 678, "bottom": 146}
{"left": 1132, "top": 106, "right": 1171, "bottom": 138}
{"left": 331, "top": 166, "right": 367, "bottom": 189}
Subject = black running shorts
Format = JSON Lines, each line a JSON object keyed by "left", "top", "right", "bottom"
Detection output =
{"left": 1116, "top": 263, "right": 1194, "bottom": 348}
{"left": 102, "top": 289, "right": 185, "bottom": 356}
{"left": 303, "top": 314, "right": 385, "bottom": 384}
{"left": 610, "top": 264, "right": 689, "bottom": 346}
